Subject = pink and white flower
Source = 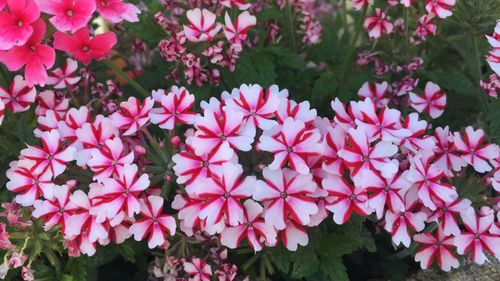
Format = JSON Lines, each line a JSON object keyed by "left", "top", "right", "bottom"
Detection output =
{"left": 183, "top": 8, "right": 222, "bottom": 43}
{"left": 6, "top": 161, "right": 54, "bottom": 206}
{"left": 409, "top": 82, "right": 446, "bottom": 119}
{"left": 183, "top": 258, "right": 212, "bottom": 281}
{"left": 321, "top": 126, "right": 347, "bottom": 175}
{"left": 427, "top": 197, "right": 472, "bottom": 236}
{"left": 416, "top": 14, "right": 437, "bottom": 40}
{"left": 281, "top": 219, "right": 309, "bottom": 251}
{"left": 223, "top": 11, "right": 256, "bottom": 47}
{"left": 47, "top": 58, "right": 81, "bottom": 89}
{"left": 75, "top": 117, "right": 117, "bottom": 166}
{"left": 357, "top": 82, "right": 389, "bottom": 108}
{"left": 110, "top": 97, "right": 154, "bottom": 136}
{"left": 57, "top": 106, "right": 90, "bottom": 145}
{"left": 253, "top": 167, "right": 318, "bottom": 230}
{"left": 425, "top": 0, "right": 455, "bottom": 19}
{"left": 433, "top": 126, "right": 467, "bottom": 173}
{"left": 220, "top": 0, "right": 251, "bottom": 10}
{"left": 32, "top": 183, "right": 78, "bottom": 232}
{"left": 129, "top": 195, "right": 176, "bottom": 249}
{"left": 65, "top": 190, "right": 108, "bottom": 243}
{"left": 364, "top": 9, "right": 393, "bottom": 39}
{"left": 149, "top": 86, "right": 196, "bottom": 130}
{"left": 87, "top": 137, "right": 134, "bottom": 181}
{"left": 413, "top": 225, "right": 459, "bottom": 271}
{"left": 453, "top": 126, "right": 500, "bottom": 173}
{"left": 0, "top": 75, "right": 36, "bottom": 113}
{"left": 35, "top": 90, "right": 69, "bottom": 118}
{"left": 96, "top": 0, "right": 140, "bottom": 23}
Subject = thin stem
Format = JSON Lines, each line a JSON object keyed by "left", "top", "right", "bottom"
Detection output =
{"left": 103, "top": 60, "right": 149, "bottom": 97}
{"left": 285, "top": 0, "right": 297, "bottom": 52}
{"left": 471, "top": 35, "right": 489, "bottom": 112}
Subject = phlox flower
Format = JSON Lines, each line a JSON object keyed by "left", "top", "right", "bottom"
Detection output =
{"left": 275, "top": 99, "right": 317, "bottom": 126}
{"left": 416, "top": 14, "right": 437, "bottom": 40}
{"left": 20, "top": 129, "right": 76, "bottom": 178}
{"left": 220, "top": 200, "right": 277, "bottom": 251}
{"left": 188, "top": 108, "right": 253, "bottom": 156}
{"left": 47, "top": 58, "right": 81, "bottom": 89}
{"left": 53, "top": 28, "right": 117, "bottom": 64}
{"left": 110, "top": 97, "right": 154, "bottom": 136}
{"left": 425, "top": 0, "right": 455, "bottom": 19}
{"left": 413, "top": 225, "right": 459, "bottom": 272}
{"left": 480, "top": 74, "right": 499, "bottom": 98}
{"left": 433, "top": 126, "right": 467, "bottom": 173}
{"left": 220, "top": 0, "right": 251, "bottom": 10}
{"left": 93, "top": 164, "right": 149, "bottom": 220}
{"left": 87, "top": 137, "right": 134, "bottom": 181}
{"left": 149, "top": 86, "right": 196, "bottom": 130}
{"left": 96, "top": 0, "right": 140, "bottom": 23}
{"left": 487, "top": 48, "right": 500, "bottom": 76}
{"left": 39, "top": 0, "right": 96, "bottom": 32}
{"left": 36, "top": 109, "right": 63, "bottom": 135}
{"left": 223, "top": 84, "right": 280, "bottom": 138}
{"left": 322, "top": 174, "right": 371, "bottom": 224}
{"left": 0, "top": 0, "right": 40, "bottom": 50}
{"left": 364, "top": 9, "right": 393, "bottom": 39}
{"left": 35, "top": 90, "right": 69, "bottom": 118}
{"left": 57, "top": 106, "right": 90, "bottom": 145}
{"left": 0, "top": 20, "right": 55, "bottom": 87}
{"left": 409, "top": 82, "right": 446, "bottom": 119}
{"left": 32, "top": 183, "right": 78, "bottom": 232}
{"left": 281, "top": 219, "right": 309, "bottom": 251}
{"left": 223, "top": 11, "right": 256, "bottom": 48}
{"left": 400, "top": 113, "right": 436, "bottom": 153}
{"left": 321, "top": 126, "right": 347, "bottom": 175}
{"left": 351, "top": 0, "right": 370, "bottom": 11}
{"left": 258, "top": 117, "right": 322, "bottom": 175}
{"left": 187, "top": 162, "right": 256, "bottom": 227}
{"left": 183, "top": 8, "right": 222, "bottom": 43}
{"left": 453, "top": 126, "right": 500, "bottom": 173}
{"left": 6, "top": 161, "right": 54, "bottom": 206}
{"left": 129, "top": 195, "right": 176, "bottom": 249}
{"left": 253, "top": 167, "right": 318, "bottom": 230}
{"left": 0, "top": 75, "right": 36, "bottom": 113}
{"left": 427, "top": 197, "right": 472, "bottom": 236}
{"left": 183, "top": 258, "right": 212, "bottom": 281}
{"left": 0, "top": 100, "right": 4, "bottom": 125}
{"left": 357, "top": 81, "right": 389, "bottom": 108}
{"left": 454, "top": 209, "right": 500, "bottom": 265}
{"left": 74, "top": 117, "right": 118, "bottom": 166}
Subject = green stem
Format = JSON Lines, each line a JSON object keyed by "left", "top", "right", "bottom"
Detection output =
{"left": 103, "top": 60, "right": 149, "bottom": 97}
{"left": 285, "top": 0, "right": 297, "bottom": 52}
{"left": 471, "top": 35, "right": 489, "bottom": 112}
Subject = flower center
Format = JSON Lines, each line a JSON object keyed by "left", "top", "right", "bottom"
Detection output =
{"left": 47, "top": 155, "right": 54, "bottom": 160}
{"left": 17, "top": 21, "right": 24, "bottom": 27}
{"left": 223, "top": 192, "right": 231, "bottom": 199}
{"left": 474, "top": 233, "right": 481, "bottom": 239}
{"left": 362, "top": 155, "right": 370, "bottom": 162}
{"left": 30, "top": 45, "right": 37, "bottom": 52}
{"left": 383, "top": 185, "right": 391, "bottom": 192}
{"left": 286, "top": 147, "right": 293, "bottom": 153}
{"left": 280, "top": 192, "right": 287, "bottom": 199}
{"left": 202, "top": 161, "right": 210, "bottom": 167}
{"left": 58, "top": 208, "right": 65, "bottom": 214}
{"left": 348, "top": 194, "right": 357, "bottom": 201}
{"left": 101, "top": 0, "right": 108, "bottom": 7}
{"left": 152, "top": 217, "right": 158, "bottom": 224}
{"left": 66, "top": 10, "right": 74, "bottom": 17}
{"left": 220, "top": 135, "right": 227, "bottom": 140}
{"left": 82, "top": 45, "right": 90, "bottom": 52}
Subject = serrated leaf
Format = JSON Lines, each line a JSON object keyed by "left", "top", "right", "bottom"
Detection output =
{"left": 320, "top": 255, "right": 349, "bottom": 281}
{"left": 291, "top": 248, "right": 319, "bottom": 279}
{"left": 269, "top": 245, "right": 293, "bottom": 274}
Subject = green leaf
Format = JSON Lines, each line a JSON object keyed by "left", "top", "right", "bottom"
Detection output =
{"left": 269, "top": 245, "right": 293, "bottom": 274}
{"left": 320, "top": 255, "right": 349, "bottom": 281}
{"left": 291, "top": 247, "right": 320, "bottom": 279}
{"left": 487, "top": 98, "right": 500, "bottom": 140}
{"left": 115, "top": 242, "right": 136, "bottom": 263}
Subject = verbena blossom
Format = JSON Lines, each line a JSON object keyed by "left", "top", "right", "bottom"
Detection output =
{"left": 409, "top": 82, "right": 446, "bottom": 119}
{"left": 0, "top": 75, "right": 36, "bottom": 113}
{"left": 39, "top": 0, "right": 96, "bottom": 32}
{"left": 364, "top": 9, "right": 393, "bottom": 39}
{"left": 0, "top": 0, "right": 40, "bottom": 50}
{"left": 184, "top": 8, "right": 222, "bottom": 43}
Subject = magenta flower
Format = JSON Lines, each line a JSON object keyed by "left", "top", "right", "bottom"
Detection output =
{"left": 187, "top": 163, "right": 256, "bottom": 227}
{"left": 454, "top": 209, "right": 500, "bottom": 264}
{"left": 400, "top": 113, "right": 436, "bottom": 153}
{"left": 93, "top": 164, "right": 150, "bottom": 219}
{"left": 87, "top": 137, "right": 134, "bottom": 181}
{"left": 253, "top": 167, "right": 318, "bottom": 230}
{"left": 413, "top": 225, "right": 459, "bottom": 271}
{"left": 35, "top": 90, "right": 69, "bottom": 118}
{"left": 32, "top": 183, "right": 78, "bottom": 232}
{"left": 6, "top": 161, "right": 54, "bottom": 206}
{"left": 20, "top": 129, "right": 76, "bottom": 178}
{"left": 110, "top": 97, "right": 154, "bottom": 136}
{"left": 453, "top": 126, "right": 500, "bottom": 173}
{"left": 96, "top": 0, "right": 140, "bottom": 23}
{"left": 57, "top": 106, "right": 90, "bottom": 144}
{"left": 183, "top": 258, "right": 212, "bottom": 281}
{"left": 47, "top": 58, "right": 81, "bottom": 89}
{"left": 0, "top": 75, "right": 36, "bottom": 113}
{"left": 322, "top": 175, "right": 371, "bottom": 224}
{"left": 364, "top": 9, "right": 393, "bottom": 39}
{"left": 75, "top": 118, "right": 118, "bottom": 166}
{"left": 129, "top": 195, "right": 176, "bottom": 249}
{"left": 425, "top": 0, "right": 455, "bottom": 19}
{"left": 258, "top": 117, "right": 322, "bottom": 175}
{"left": 183, "top": 8, "right": 222, "bottom": 42}
{"left": 0, "top": 100, "right": 4, "bottom": 125}
{"left": 0, "top": 19, "right": 55, "bottom": 86}
{"left": 433, "top": 126, "right": 467, "bottom": 173}
{"left": 416, "top": 14, "right": 437, "bottom": 40}
{"left": 409, "top": 82, "right": 446, "bottom": 119}
{"left": 276, "top": 99, "right": 317, "bottom": 126}
{"left": 0, "top": 0, "right": 40, "bottom": 50}
{"left": 427, "top": 197, "right": 472, "bottom": 236}
{"left": 223, "top": 11, "right": 256, "bottom": 47}
{"left": 357, "top": 81, "right": 389, "bottom": 108}
{"left": 220, "top": 0, "right": 251, "bottom": 10}
{"left": 149, "top": 86, "right": 196, "bottom": 130}
{"left": 220, "top": 200, "right": 277, "bottom": 251}
{"left": 321, "top": 126, "right": 347, "bottom": 175}
{"left": 39, "top": 0, "right": 95, "bottom": 32}
{"left": 53, "top": 28, "right": 117, "bottom": 64}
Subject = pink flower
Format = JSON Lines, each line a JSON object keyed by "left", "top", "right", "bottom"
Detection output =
{"left": 416, "top": 14, "right": 437, "bottom": 40}
{"left": 188, "top": 108, "right": 253, "bottom": 156}
{"left": 339, "top": 128, "right": 399, "bottom": 179}
{"left": 6, "top": 161, "right": 54, "bottom": 206}
{"left": 0, "top": 100, "right": 4, "bottom": 125}
{"left": 276, "top": 99, "right": 316, "bottom": 126}
{"left": 129, "top": 195, "right": 176, "bottom": 249}
{"left": 0, "top": 0, "right": 40, "bottom": 50}
{"left": 220, "top": 0, "right": 251, "bottom": 10}
{"left": 406, "top": 155, "right": 457, "bottom": 210}
{"left": 427, "top": 197, "right": 472, "bottom": 236}
{"left": 220, "top": 200, "right": 277, "bottom": 251}
{"left": 413, "top": 225, "right": 459, "bottom": 271}
{"left": 39, "top": 0, "right": 95, "bottom": 32}
{"left": 364, "top": 9, "right": 393, "bottom": 39}
{"left": 183, "top": 8, "right": 222, "bottom": 43}
{"left": 322, "top": 174, "right": 371, "bottom": 224}
{"left": 172, "top": 142, "right": 234, "bottom": 185}
{"left": 223, "top": 11, "right": 256, "bottom": 47}
{"left": 384, "top": 190, "right": 427, "bottom": 247}
{"left": 253, "top": 167, "right": 318, "bottom": 230}
{"left": 53, "top": 28, "right": 117, "bottom": 64}
{"left": 57, "top": 106, "right": 90, "bottom": 144}
{"left": 32, "top": 183, "right": 78, "bottom": 231}
{"left": 0, "top": 19, "right": 55, "bottom": 86}
{"left": 35, "top": 90, "right": 69, "bottom": 118}
{"left": 480, "top": 74, "right": 500, "bottom": 98}
{"left": 487, "top": 48, "right": 500, "bottom": 76}
{"left": 258, "top": 117, "right": 322, "bottom": 175}
{"left": 224, "top": 84, "right": 280, "bottom": 137}
{"left": 75, "top": 117, "right": 117, "bottom": 166}
{"left": 187, "top": 163, "right": 256, "bottom": 226}
{"left": 454, "top": 209, "right": 500, "bottom": 264}
{"left": 0, "top": 75, "right": 36, "bottom": 113}
{"left": 96, "top": 0, "right": 140, "bottom": 23}
{"left": 351, "top": 0, "right": 369, "bottom": 11}
{"left": 20, "top": 129, "right": 76, "bottom": 178}
{"left": 281, "top": 219, "right": 309, "bottom": 251}
{"left": 183, "top": 258, "right": 212, "bottom": 281}
{"left": 321, "top": 126, "right": 347, "bottom": 175}
{"left": 87, "top": 137, "right": 134, "bottom": 181}
{"left": 453, "top": 126, "right": 500, "bottom": 173}
{"left": 47, "top": 58, "right": 81, "bottom": 89}
{"left": 409, "top": 82, "right": 446, "bottom": 119}
{"left": 93, "top": 164, "right": 149, "bottom": 219}
{"left": 433, "top": 126, "right": 467, "bottom": 173}
{"left": 149, "top": 86, "right": 196, "bottom": 130}
{"left": 425, "top": 0, "right": 455, "bottom": 19}
{"left": 9, "top": 252, "right": 26, "bottom": 268}
{"left": 110, "top": 97, "right": 154, "bottom": 136}
{"left": 357, "top": 82, "right": 389, "bottom": 108}
{"left": 400, "top": 113, "right": 436, "bottom": 153}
